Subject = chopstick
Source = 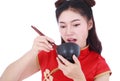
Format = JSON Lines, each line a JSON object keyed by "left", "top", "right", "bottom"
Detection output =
{"left": 31, "top": 25, "right": 45, "bottom": 36}
{"left": 31, "top": 25, "right": 56, "bottom": 48}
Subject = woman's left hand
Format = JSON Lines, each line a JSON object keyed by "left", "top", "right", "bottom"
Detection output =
{"left": 56, "top": 55, "right": 86, "bottom": 81}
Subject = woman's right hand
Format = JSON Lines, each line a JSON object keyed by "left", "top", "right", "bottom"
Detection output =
{"left": 31, "top": 35, "right": 55, "bottom": 54}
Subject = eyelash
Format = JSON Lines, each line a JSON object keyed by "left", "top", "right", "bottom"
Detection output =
{"left": 73, "top": 24, "right": 80, "bottom": 27}
{"left": 60, "top": 23, "right": 80, "bottom": 28}
{"left": 60, "top": 26, "right": 66, "bottom": 28}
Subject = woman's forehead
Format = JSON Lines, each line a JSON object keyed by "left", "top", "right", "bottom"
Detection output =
{"left": 58, "top": 10, "right": 87, "bottom": 22}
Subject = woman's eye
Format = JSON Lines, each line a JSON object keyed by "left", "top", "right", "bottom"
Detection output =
{"left": 60, "top": 26, "right": 66, "bottom": 28}
{"left": 73, "top": 24, "right": 80, "bottom": 27}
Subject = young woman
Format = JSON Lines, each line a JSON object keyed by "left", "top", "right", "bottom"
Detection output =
{"left": 0, "top": 0, "right": 111, "bottom": 81}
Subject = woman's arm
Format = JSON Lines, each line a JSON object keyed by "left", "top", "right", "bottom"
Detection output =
{"left": 0, "top": 50, "right": 40, "bottom": 81}
{"left": 95, "top": 73, "right": 110, "bottom": 81}
{"left": 0, "top": 36, "right": 54, "bottom": 81}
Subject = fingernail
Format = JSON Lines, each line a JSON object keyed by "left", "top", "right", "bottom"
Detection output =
{"left": 73, "top": 55, "right": 76, "bottom": 58}
{"left": 58, "top": 55, "right": 61, "bottom": 58}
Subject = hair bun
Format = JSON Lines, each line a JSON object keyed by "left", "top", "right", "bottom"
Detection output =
{"left": 84, "top": 0, "right": 96, "bottom": 7}
{"left": 55, "top": 0, "right": 65, "bottom": 8}
{"left": 55, "top": 0, "right": 96, "bottom": 8}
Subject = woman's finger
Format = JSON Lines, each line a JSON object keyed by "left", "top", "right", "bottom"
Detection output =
{"left": 56, "top": 57, "right": 66, "bottom": 70}
{"left": 57, "top": 55, "right": 71, "bottom": 66}
{"left": 72, "top": 55, "right": 79, "bottom": 64}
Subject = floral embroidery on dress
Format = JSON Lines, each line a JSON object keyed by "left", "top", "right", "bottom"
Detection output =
{"left": 43, "top": 68, "right": 59, "bottom": 81}
{"left": 43, "top": 69, "right": 53, "bottom": 81}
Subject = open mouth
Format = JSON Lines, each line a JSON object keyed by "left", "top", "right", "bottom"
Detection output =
{"left": 67, "top": 38, "right": 77, "bottom": 43}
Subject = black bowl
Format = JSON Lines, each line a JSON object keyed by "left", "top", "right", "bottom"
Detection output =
{"left": 56, "top": 42, "right": 80, "bottom": 63}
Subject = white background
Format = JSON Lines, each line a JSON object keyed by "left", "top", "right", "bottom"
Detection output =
{"left": 0, "top": 0, "right": 120, "bottom": 81}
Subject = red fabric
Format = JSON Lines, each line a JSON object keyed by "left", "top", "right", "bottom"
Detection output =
{"left": 38, "top": 46, "right": 111, "bottom": 81}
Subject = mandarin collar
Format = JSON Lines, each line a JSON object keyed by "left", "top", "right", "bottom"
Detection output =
{"left": 79, "top": 45, "right": 90, "bottom": 57}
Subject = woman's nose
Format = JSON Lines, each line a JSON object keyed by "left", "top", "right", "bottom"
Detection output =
{"left": 66, "top": 27, "right": 73, "bottom": 35}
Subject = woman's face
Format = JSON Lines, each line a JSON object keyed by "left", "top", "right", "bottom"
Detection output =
{"left": 58, "top": 9, "right": 93, "bottom": 48}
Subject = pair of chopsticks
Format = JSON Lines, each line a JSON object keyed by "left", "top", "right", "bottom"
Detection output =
{"left": 31, "top": 25, "right": 56, "bottom": 48}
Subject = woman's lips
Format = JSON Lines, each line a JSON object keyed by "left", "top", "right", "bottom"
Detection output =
{"left": 67, "top": 38, "right": 77, "bottom": 42}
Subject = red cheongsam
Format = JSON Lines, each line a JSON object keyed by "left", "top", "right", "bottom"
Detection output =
{"left": 38, "top": 46, "right": 111, "bottom": 81}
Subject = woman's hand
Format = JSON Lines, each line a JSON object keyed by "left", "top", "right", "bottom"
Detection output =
{"left": 56, "top": 55, "right": 86, "bottom": 81}
{"left": 31, "top": 35, "right": 54, "bottom": 54}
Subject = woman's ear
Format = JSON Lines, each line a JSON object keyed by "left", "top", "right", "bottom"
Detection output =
{"left": 88, "top": 19, "right": 93, "bottom": 30}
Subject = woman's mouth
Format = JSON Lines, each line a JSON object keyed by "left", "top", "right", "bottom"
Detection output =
{"left": 67, "top": 38, "right": 77, "bottom": 42}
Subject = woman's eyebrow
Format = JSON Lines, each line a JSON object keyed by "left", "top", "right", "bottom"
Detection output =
{"left": 59, "top": 21, "right": 65, "bottom": 24}
{"left": 59, "top": 19, "right": 80, "bottom": 24}
{"left": 71, "top": 19, "right": 80, "bottom": 23}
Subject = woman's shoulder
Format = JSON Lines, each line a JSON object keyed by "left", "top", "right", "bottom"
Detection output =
{"left": 90, "top": 50, "right": 106, "bottom": 62}
{"left": 90, "top": 51, "right": 112, "bottom": 78}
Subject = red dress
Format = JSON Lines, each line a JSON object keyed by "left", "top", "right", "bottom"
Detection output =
{"left": 38, "top": 46, "right": 111, "bottom": 81}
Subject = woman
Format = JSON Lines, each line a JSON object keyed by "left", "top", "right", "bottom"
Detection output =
{"left": 0, "top": 0, "right": 111, "bottom": 81}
